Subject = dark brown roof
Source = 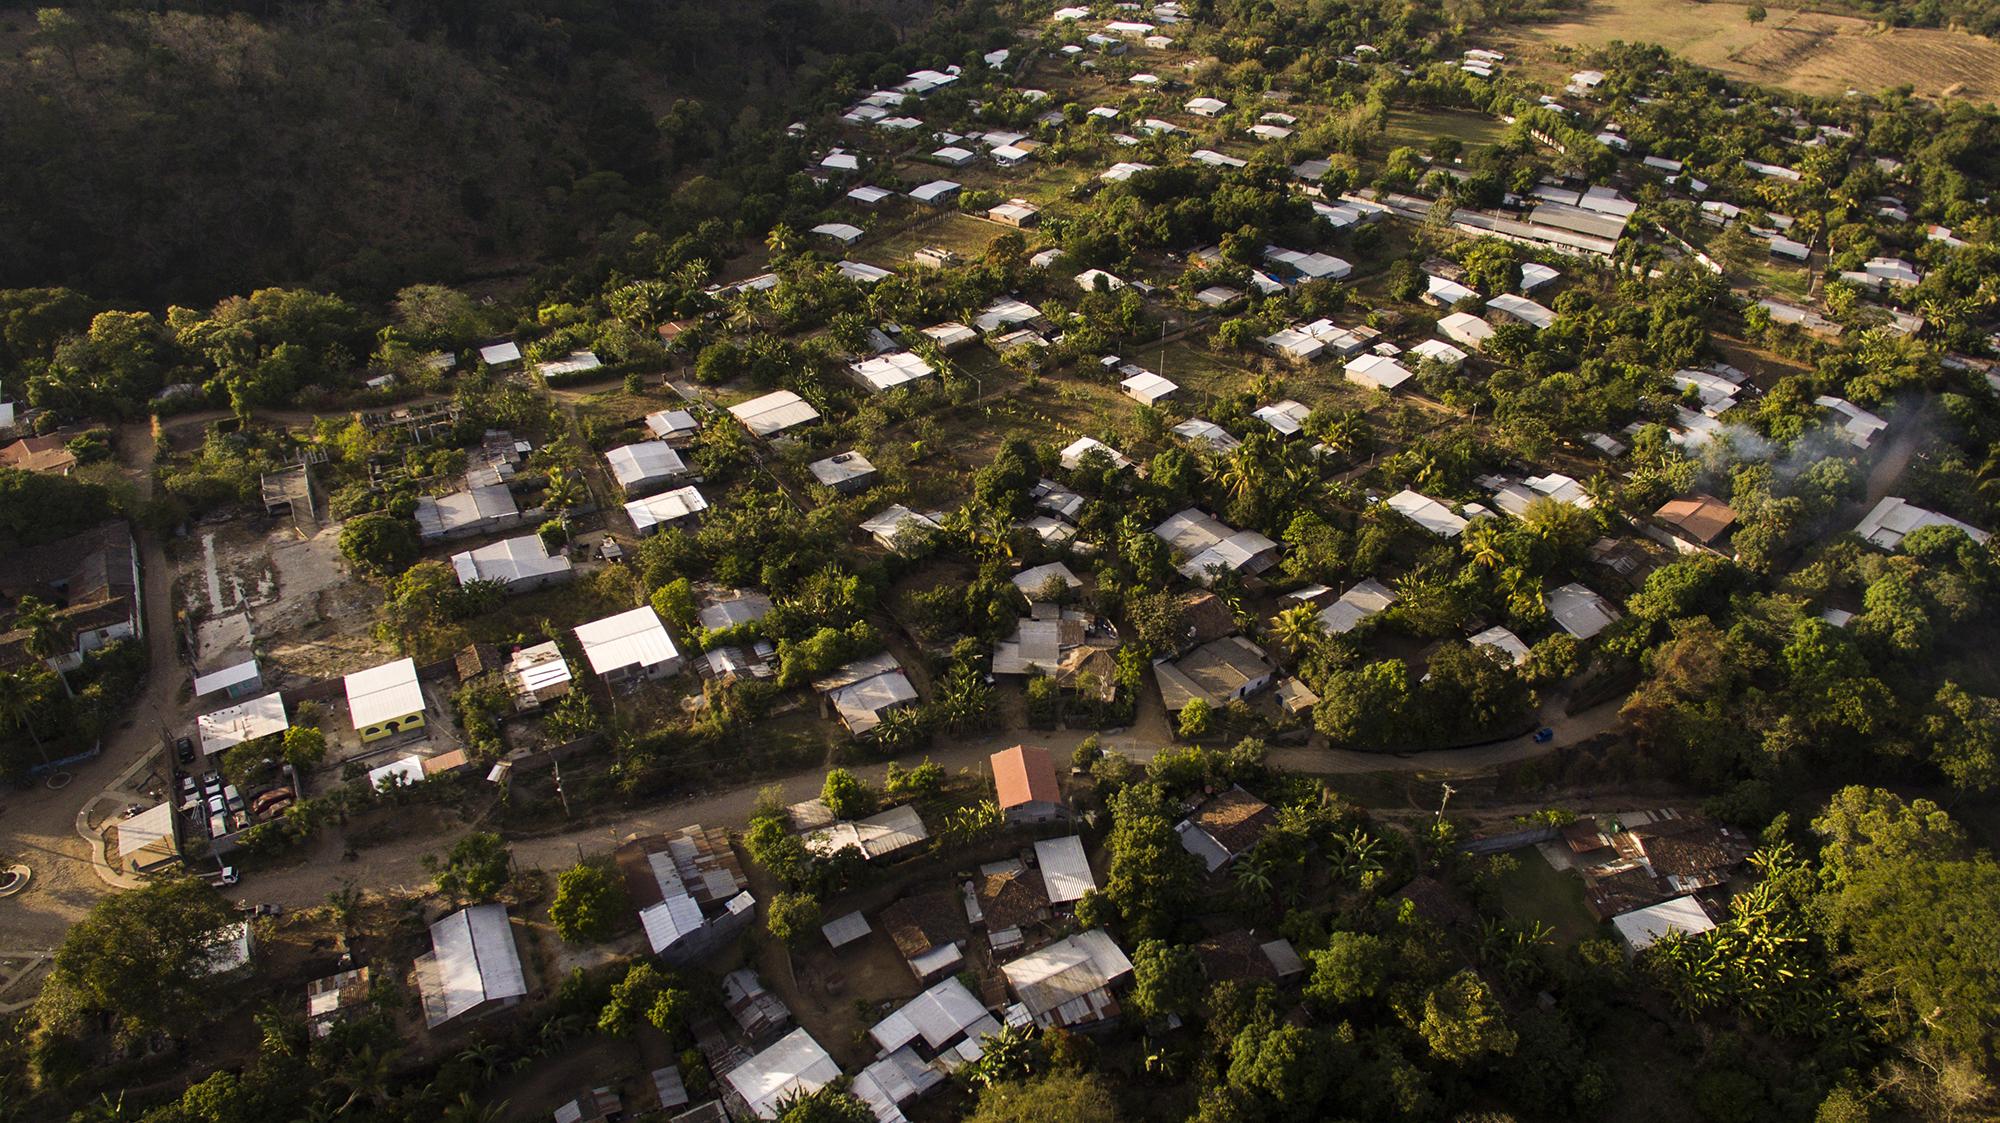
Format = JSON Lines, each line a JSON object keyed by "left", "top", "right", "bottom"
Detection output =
{"left": 1583, "top": 865, "right": 1672, "bottom": 921}
{"left": 1562, "top": 819, "right": 1614, "bottom": 853}
{"left": 1194, "top": 930, "right": 1278, "bottom": 983}
{"left": 1181, "top": 591, "right": 1238, "bottom": 650}
{"left": 455, "top": 643, "right": 503, "bottom": 681}
{"left": 977, "top": 864, "right": 1049, "bottom": 934}
{"left": 1188, "top": 786, "right": 1276, "bottom": 858}
{"left": 880, "top": 890, "right": 968, "bottom": 961}
{"left": 1622, "top": 819, "right": 1750, "bottom": 882}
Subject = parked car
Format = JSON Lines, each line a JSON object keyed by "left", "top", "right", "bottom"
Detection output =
{"left": 174, "top": 737, "right": 195, "bottom": 765}
{"left": 207, "top": 866, "right": 239, "bottom": 888}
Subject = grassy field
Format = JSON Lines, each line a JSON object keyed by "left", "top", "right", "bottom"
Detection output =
{"left": 1502, "top": 0, "right": 2000, "bottom": 101}
{"left": 1492, "top": 847, "right": 1604, "bottom": 944}
{"left": 1383, "top": 108, "right": 1509, "bottom": 152}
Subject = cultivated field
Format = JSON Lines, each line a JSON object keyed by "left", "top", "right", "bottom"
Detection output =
{"left": 1505, "top": 0, "right": 2000, "bottom": 102}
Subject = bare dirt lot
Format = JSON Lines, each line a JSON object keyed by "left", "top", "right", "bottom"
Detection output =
{"left": 1505, "top": 0, "right": 2000, "bottom": 102}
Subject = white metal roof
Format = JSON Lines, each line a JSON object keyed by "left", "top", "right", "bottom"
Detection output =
{"left": 1317, "top": 578, "right": 1397, "bottom": 634}
{"left": 192, "top": 658, "right": 260, "bottom": 697}
{"left": 826, "top": 671, "right": 919, "bottom": 735}
{"left": 974, "top": 298, "right": 1041, "bottom": 334}
{"left": 640, "top": 893, "right": 707, "bottom": 953}
{"left": 1426, "top": 274, "right": 1477, "bottom": 305}
{"left": 1013, "top": 562, "right": 1082, "bottom": 597}
{"left": 344, "top": 657, "right": 424, "bottom": 730}
{"left": 451, "top": 535, "right": 572, "bottom": 588}
{"left": 197, "top": 692, "right": 290, "bottom": 756}
{"left": 1253, "top": 400, "right": 1312, "bottom": 435}
{"left": 909, "top": 179, "right": 962, "bottom": 203}
{"left": 1469, "top": 626, "right": 1531, "bottom": 666}
{"left": 1612, "top": 895, "right": 1714, "bottom": 951}
{"left": 116, "top": 801, "right": 176, "bottom": 857}
{"left": 605, "top": 441, "right": 688, "bottom": 492}
{"left": 1058, "top": 436, "right": 1131, "bottom": 471}
{"left": 1409, "top": 339, "right": 1468, "bottom": 368}
{"left": 1100, "top": 161, "right": 1155, "bottom": 182}
{"left": 478, "top": 341, "right": 521, "bottom": 365}
{"left": 1034, "top": 836, "right": 1095, "bottom": 904}
{"left": 1519, "top": 262, "right": 1561, "bottom": 291}
{"left": 574, "top": 607, "right": 679, "bottom": 676}
{"left": 1549, "top": 583, "right": 1621, "bottom": 639}
{"left": 1172, "top": 418, "right": 1241, "bottom": 452}
{"left": 847, "top": 184, "right": 893, "bottom": 204}
{"left": 536, "top": 350, "right": 602, "bottom": 378}
{"left": 837, "top": 260, "right": 893, "bottom": 283}
{"left": 506, "top": 641, "right": 573, "bottom": 694}
{"left": 725, "top": 1028, "right": 841, "bottom": 1119}
{"left": 1854, "top": 496, "right": 1989, "bottom": 550}
{"left": 419, "top": 904, "right": 526, "bottom": 1026}
{"left": 368, "top": 754, "right": 426, "bottom": 791}
{"left": 1437, "top": 311, "right": 1495, "bottom": 348}
{"left": 645, "top": 409, "right": 699, "bottom": 440}
{"left": 870, "top": 976, "right": 990, "bottom": 1054}
{"left": 1120, "top": 370, "right": 1178, "bottom": 403}
{"left": 1388, "top": 490, "right": 1470, "bottom": 538}
{"left": 729, "top": 391, "right": 821, "bottom": 437}
{"left": 1487, "top": 293, "right": 1555, "bottom": 329}
{"left": 851, "top": 351, "right": 936, "bottom": 392}
{"left": 1344, "top": 354, "right": 1414, "bottom": 391}
{"left": 812, "top": 222, "right": 864, "bottom": 243}
{"left": 626, "top": 486, "right": 710, "bottom": 533}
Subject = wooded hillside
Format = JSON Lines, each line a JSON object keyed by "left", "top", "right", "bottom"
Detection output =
{"left": 0, "top": 0, "right": 917, "bottom": 303}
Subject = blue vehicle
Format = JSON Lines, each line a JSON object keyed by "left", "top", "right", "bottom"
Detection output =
{"left": 1533, "top": 727, "right": 1555, "bottom": 743}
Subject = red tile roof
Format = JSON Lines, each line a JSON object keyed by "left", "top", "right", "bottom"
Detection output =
{"left": 991, "top": 745, "right": 1061, "bottom": 809}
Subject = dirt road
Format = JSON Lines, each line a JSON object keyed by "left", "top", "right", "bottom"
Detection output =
{"left": 0, "top": 421, "right": 186, "bottom": 950}
{"left": 233, "top": 687, "right": 1622, "bottom": 915}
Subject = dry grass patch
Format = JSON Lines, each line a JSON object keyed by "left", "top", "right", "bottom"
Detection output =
{"left": 1504, "top": 0, "right": 2000, "bottom": 101}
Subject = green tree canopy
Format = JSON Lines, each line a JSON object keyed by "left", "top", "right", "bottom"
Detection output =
{"left": 37, "top": 877, "right": 237, "bottom": 1043}
{"left": 550, "top": 860, "right": 631, "bottom": 943}
{"left": 424, "top": 831, "right": 511, "bottom": 901}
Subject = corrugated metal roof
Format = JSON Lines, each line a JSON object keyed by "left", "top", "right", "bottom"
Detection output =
{"left": 574, "top": 607, "right": 679, "bottom": 676}
{"left": 1033, "top": 836, "right": 1095, "bottom": 903}
{"left": 197, "top": 691, "right": 289, "bottom": 755}
{"left": 344, "top": 657, "right": 424, "bottom": 730}
{"left": 723, "top": 1028, "right": 840, "bottom": 1119}
{"left": 641, "top": 894, "right": 707, "bottom": 953}
{"left": 418, "top": 904, "right": 524, "bottom": 1027}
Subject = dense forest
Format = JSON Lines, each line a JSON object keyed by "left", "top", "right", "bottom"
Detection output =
{"left": 0, "top": 0, "right": 949, "bottom": 303}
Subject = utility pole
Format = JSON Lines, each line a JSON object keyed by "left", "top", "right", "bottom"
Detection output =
{"left": 1435, "top": 781, "right": 1456, "bottom": 823}
{"left": 551, "top": 755, "right": 571, "bottom": 819}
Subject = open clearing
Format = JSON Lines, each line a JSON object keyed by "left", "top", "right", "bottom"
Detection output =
{"left": 1504, "top": 0, "right": 2000, "bottom": 102}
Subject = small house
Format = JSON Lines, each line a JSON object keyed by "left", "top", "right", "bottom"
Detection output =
{"left": 450, "top": 536, "right": 574, "bottom": 594}
{"left": 1153, "top": 637, "right": 1276, "bottom": 711}
{"left": 992, "top": 745, "right": 1065, "bottom": 824}
{"left": 605, "top": 440, "right": 689, "bottom": 498}
{"left": 504, "top": 641, "right": 573, "bottom": 711}
{"left": 1651, "top": 494, "right": 1738, "bottom": 554}
{"left": 808, "top": 451, "right": 878, "bottom": 493}
{"left": 344, "top": 658, "right": 426, "bottom": 742}
{"left": 575, "top": 606, "right": 681, "bottom": 685}
{"left": 644, "top": 409, "right": 701, "bottom": 445}
{"left": 625, "top": 486, "right": 710, "bottom": 535}
{"left": 1000, "top": 929, "right": 1132, "bottom": 1029}
{"left": 1176, "top": 786, "right": 1277, "bottom": 872}
{"left": 413, "top": 904, "right": 526, "bottom": 1028}
{"left": 728, "top": 391, "right": 821, "bottom": 438}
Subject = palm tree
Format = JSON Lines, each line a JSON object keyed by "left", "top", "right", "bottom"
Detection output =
{"left": 1219, "top": 443, "right": 1265, "bottom": 508}
{"left": 0, "top": 668, "right": 52, "bottom": 766}
{"left": 1269, "top": 605, "right": 1322, "bottom": 664}
{"left": 764, "top": 222, "right": 797, "bottom": 256}
{"left": 1233, "top": 854, "right": 1274, "bottom": 898}
{"left": 329, "top": 1043, "right": 394, "bottom": 1116}
{"left": 1461, "top": 520, "right": 1506, "bottom": 570}
{"left": 457, "top": 1041, "right": 504, "bottom": 1081}
{"left": 13, "top": 597, "right": 73, "bottom": 698}
{"left": 543, "top": 467, "right": 584, "bottom": 528}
